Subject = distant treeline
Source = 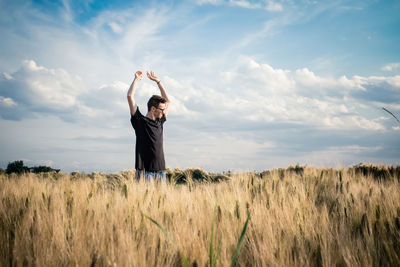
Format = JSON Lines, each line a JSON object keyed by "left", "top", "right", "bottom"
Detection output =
{"left": 2, "top": 161, "right": 399, "bottom": 183}
{"left": 2, "top": 160, "right": 60, "bottom": 174}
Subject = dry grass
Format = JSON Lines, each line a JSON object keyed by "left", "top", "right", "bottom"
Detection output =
{"left": 1, "top": 165, "right": 400, "bottom": 266}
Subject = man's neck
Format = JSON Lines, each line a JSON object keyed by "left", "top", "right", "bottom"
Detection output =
{"left": 146, "top": 112, "right": 156, "bottom": 121}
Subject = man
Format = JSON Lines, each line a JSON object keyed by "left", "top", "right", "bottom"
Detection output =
{"left": 127, "top": 70, "right": 170, "bottom": 181}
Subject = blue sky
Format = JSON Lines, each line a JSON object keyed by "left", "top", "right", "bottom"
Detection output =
{"left": 0, "top": 0, "right": 399, "bottom": 172}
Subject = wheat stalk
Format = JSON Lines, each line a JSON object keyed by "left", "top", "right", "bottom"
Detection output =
{"left": 382, "top": 107, "right": 400, "bottom": 123}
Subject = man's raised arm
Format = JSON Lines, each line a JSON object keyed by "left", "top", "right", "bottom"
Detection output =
{"left": 147, "top": 71, "right": 171, "bottom": 116}
{"left": 127, "top": 71, "right": 143, "bottom": 116}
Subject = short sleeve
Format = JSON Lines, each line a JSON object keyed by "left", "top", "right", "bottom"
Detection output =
{"left": 130, "top": 107, "right": 142, "bottom": 129}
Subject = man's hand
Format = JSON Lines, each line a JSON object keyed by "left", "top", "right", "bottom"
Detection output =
{"left": 135, "top": 71, "right": 143, "bottom": 81}
{"left": 147, "top": 71, "right": 160, "bottom": 83}
{"left": 147, "top": 70, "right": 170, "bottom": 117}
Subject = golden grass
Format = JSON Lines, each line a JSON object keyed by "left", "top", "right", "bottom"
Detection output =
{"left": 1, "top": 165, "right": 400, "bottom": 266}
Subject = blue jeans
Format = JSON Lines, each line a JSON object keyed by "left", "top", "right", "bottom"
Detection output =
{"left": 135, "top": 170, "right": 166, "bottom": 182}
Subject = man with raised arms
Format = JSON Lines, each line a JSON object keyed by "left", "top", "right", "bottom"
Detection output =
{"left": 127, "top": 71, "right": 170, "bottom": 181}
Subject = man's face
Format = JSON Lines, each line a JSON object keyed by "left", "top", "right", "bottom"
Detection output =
{"left": 154, "top": 103, "right": 166, "bottom": 119}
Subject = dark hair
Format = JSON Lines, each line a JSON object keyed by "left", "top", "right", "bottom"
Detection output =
{"left": 147, "top": 95, "right": 166, "bottom": 111}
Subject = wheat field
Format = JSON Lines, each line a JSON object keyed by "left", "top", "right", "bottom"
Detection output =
{"left": 1, "top": 165, "right": 400, "bottom": 266}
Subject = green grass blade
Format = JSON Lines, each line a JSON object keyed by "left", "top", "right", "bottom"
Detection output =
{"left": 143, "top": 213, "right": 190, "bottom": 267}
{"left": 210, "top": 206, "right": 216, "bottom": 267}
{"left": 215, "top": 238, "right": 222, "bottom": 267}
{"left": 143, "top": 213, "right": 177, "bottom": 245}
{"left": 230, "top": 213, "right": 250, "bottom": 267}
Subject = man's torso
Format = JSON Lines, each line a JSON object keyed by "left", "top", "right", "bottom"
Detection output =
{"left": 130, "top": 107, "right": 166, "bottom": 171}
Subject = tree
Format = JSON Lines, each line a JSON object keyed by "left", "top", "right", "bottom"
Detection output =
{"left": 6, "top": 160, "right": 29, "bottom": 174}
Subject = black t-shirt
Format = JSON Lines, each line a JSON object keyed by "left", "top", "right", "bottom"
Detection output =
{"left": 130, "top": 107, "right": 166, "bottom": 172}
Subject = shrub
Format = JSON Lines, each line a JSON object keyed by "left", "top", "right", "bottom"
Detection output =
{"left": 287, "top": 164, "right": 305, "bottom": 176}
{"left": 32, "top": 166, "right": 54, "bottom": 173}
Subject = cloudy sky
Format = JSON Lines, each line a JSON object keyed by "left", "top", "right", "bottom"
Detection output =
{"left": 0, "top": 0, "right": 399, "bottom": 173}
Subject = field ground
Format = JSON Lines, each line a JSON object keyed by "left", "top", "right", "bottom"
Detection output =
{"left": 1, "top": 165, "right": 400, "bottom": 266}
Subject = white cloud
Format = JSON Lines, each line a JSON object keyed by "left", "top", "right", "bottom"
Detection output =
{"left": 114, "top": 9, "right": 169, "bottom": 60}
{"left": 88, "top": 81, "right": 128, "bottom": 110}
{"left": 0, "top": 60, "right": 91, "bottom": 121}
{"left": 382, "top": 62, "right": 400, "bottom": 72}
{"left": 265, "top": 1, "right": 283, "bottom": 12}
{"left": 196, "top": 0, "right": 283, "bottom": 11}
{"left": 0, "top": 96, "right": 17, "bottom": 107}
{"left": 2, "top": 55, "right": 397, "bottom": 133}
{"left": 0, "top": 73, "right": 14, "bottom": 80}
{"left": 0, "top": 3, "right": 171, "bottom": 88}
{"left": 351, "top": 116, "right": 385, "bottom": 131}
{"left": 386, "top": 76, "right": 400, "bottom": 88}
{"left": 195, "top": 0, "right": 223, "bottom": 5}
{"left": 207, "top": 56, "right": 393, "bottom": 131}
{"left": 293, "top": 145, "right": 385, "bottom": 168}
{"left": 325, "top": 145, "right": 382, "bottom": 154}
{"left": 295, "top": 67, "right": 337, "bottom": 91}
{"left": 229, "top": 0, "right": 262, "bottom": 9}
{"left": 165, "top": 130, "right": 278, "bottom": 171}
{"left": 108, "top": 22, "right": 123, "bottom": 34}
{"left": 358, "top": 75, "right": 400, "bottom": 88}
{"left": 19, "top": 60, "right": 85, "bottom": 108}
{"left": 338, "top": 75, "right": 365, "bottom": 91}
